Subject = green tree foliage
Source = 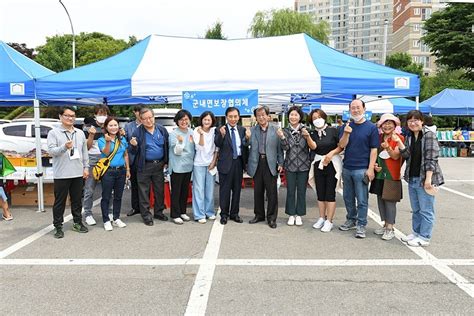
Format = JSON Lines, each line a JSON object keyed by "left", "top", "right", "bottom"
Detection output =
{"left": 423, "top": 3, "right": 474, "bottom": 78}
{"left": 35, "top": 32, "right": 137, "bottom": 72}
{"left": 205, "top": 21, "right": 227, "bottom": 39}
{"left": 8, "top": 42, "right": 36, "bottom": 59}
{"left": 249, "top": 9, "right": 330, "bottom": 44}
{"left": 385, "top": 52, "right": 423, "bottom": 77}
{"left": 420, "top": 68, "right": 474, "bottom": 101}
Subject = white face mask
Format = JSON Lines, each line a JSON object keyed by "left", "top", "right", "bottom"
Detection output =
{"left": 351, "top": 114, "right": 364, "bottom": 122}
{"left": 96, "top": 115, "right": 107, "bottom": 124}
{"left": 313, "top": 118, "right": 325, "bottom": 128}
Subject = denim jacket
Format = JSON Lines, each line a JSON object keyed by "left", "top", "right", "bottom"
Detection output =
{"left": 400, "top": 126, "right": 444, "bottom": 186}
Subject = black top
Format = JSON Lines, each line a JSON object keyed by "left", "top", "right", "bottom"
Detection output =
{"left": 310, "top": 127, "right": 339, "bottom": 157}
{"left": 409, "top": 132, "right": 423, "bottom": 177}
{"left": 83, "top": 118, "right": 104, "bottom": 141}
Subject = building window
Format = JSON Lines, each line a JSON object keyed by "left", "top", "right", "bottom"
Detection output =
{"left": 421, "top": 8, "right": 432, "bottom": 21}
{"left": 414, "top": 24, "right": 420, "bottom": 31}
{"left": 299, "top": 5, "right": 307, "bottom": 11}
{"left": 414, "top": 8, "right": 420, "bottom": 15}
{"left": 413, "top": 40, "right": 420, "bottom": 48}
{"left": 396, "top": 4, "right": 402, "bottom": 13}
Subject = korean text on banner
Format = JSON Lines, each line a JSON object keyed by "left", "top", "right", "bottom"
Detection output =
{"left": 182, "top": 90, "right": 259, "bottom": 116}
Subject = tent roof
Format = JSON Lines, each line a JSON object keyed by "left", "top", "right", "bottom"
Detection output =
{"left": 37, "top": 34, "right": 420, "bottom": 100}
{"left": 0, "top": 41, "right": 54, "bottom": 101}
{"left": 420, "top": 89, "right": 474, "bottom": 116}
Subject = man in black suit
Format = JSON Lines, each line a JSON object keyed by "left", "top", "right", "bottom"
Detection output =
{"left": 214, "top": 107, "right": 250, "bottom": 225}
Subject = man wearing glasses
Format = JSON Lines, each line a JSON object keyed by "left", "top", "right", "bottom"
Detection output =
{"left": 47, "top": 106, "right": 90, "bottom": 239}
{"left": 129, "top": 108, "right": 169, "bottom": 226}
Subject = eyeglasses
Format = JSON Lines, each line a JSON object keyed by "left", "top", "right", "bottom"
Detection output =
{"left": 407, "top": 119, "right": 421, "bottom": 124}
{"left": 141, "top": 116, "right": 154, "bottom": 121}
{"left": 62, "top": 114, "right": 76, "bottom": 119}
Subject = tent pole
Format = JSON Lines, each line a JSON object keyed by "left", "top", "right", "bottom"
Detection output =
{"left": 416, "top": 96, "right": 419, "bottom": 111}
{"left": 33, "top": 99, "right": 45, "bottom": 213}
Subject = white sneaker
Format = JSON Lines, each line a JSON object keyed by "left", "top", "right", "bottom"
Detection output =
{"left": 113, "top": 219, "right": 127, "bottom": 228}
{"left": 407, "top": 237, "right": 430, "bottom": 247}
{"left": 108, "top": 213, "right": 113, "bottom": 222}
{"left": 312, "top": 217, "right": 325, "bottom": 229}
{"left": 320, "top": 220, "right": 333, "bottom": 232}
{"left": 85, "top": 215, "right": 96, "bottom": 226}
{"left": 198, "top": 218, "right": 207, "bottom": 224}
{"left": 173, "top": 217, "right": 184, "bottom": 225}
{"left": 287, "top": 216, "right": 295, "bottom": 226}
{"left": 382, "top": 229, "right": 395, "bottom": 241}
{"left": 208, "top": 215, "right": 216, "bottom": 220}
{"left": 401, "top": 233, "right": 417, "bottom": 242}
{"left": 295, "top": 216, "right": 303, "bottom": 226}
{"left": 374, "top": 227, "right": 385, "bottom": 235}
{"left": 180, "top": 214, "right": 191, "bottom": 221}
{"left": 104, "top": 221, "right": 113, "bottom": 231}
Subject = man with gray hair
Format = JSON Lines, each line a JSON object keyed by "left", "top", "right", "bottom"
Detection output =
{"left": 247, "top": 106, "right": 283, "bottom": 229}
{"left": 129, "top": 108, "right": 169, "bottom": 226}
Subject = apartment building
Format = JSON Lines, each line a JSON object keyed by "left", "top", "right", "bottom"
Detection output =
{"left": 392, "top": 0, "right": 446, "bottom": 75}
{"left": 295, "top": 0, "right": 393, "bottom": 65}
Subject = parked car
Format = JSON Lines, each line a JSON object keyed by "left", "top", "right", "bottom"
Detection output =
{"left": 0, "top": 121, "right": 60, "bottom": 153}
{"left": 0, "top": 119, "right": 11, "bottom": 125}
{"left": 153, "top": 108, "right": 180, "bottom": 133}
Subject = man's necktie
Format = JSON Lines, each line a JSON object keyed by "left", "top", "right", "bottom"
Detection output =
{"left": 231, "top": 127, "right": 238, "bottom": 159}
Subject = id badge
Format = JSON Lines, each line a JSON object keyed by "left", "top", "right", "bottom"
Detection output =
{"left": 69, "top": 148, "right": 80, "bottom": 160}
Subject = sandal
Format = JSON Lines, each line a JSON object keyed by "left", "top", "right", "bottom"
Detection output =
{"left": 2, "top": 214, "right": 13, "bottom": 221}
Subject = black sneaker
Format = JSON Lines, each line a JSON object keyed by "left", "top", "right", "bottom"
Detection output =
{"left": 54, "top": 227, "right": 64, "bottom": 239}
{"left": 153, "top": 213, "right": 168, "bottom": 221}
{"left": 72, "top": 223, "right": 89, "bottom": 233}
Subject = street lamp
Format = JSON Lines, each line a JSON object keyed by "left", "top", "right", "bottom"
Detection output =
{"left": 59, "top": 0, "right": 75, "bottom": 68}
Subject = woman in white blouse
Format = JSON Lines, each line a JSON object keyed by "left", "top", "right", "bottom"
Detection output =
{"left": 192, "top": 111, "right": 219, "bottom": 223}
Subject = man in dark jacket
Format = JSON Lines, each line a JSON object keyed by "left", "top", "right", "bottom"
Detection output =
{"left": 130, "top": 108, "right": 169, "bottom": 226}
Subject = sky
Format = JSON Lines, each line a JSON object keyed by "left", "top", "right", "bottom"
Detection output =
{"left": 0, "top": 0, "right": 294, "bottom": 48}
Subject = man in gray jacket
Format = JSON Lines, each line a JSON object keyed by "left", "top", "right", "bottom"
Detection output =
{"left": 47, "top": 106, "right": 90, "bottom": 239}
{"left": 247, "top": 106, "right": 283, "bottom": 229}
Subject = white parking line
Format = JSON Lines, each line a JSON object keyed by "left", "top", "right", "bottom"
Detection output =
{"left": 439, "top": 186, "right": 474, "bottom": 200}
{"left": 0, "top": 199, "right": 101, "bottom": 259}
{"left": 184, "top": 218, "right": 225, "bottom": 316}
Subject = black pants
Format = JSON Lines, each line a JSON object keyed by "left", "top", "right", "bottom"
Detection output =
{"left": 314, "top": 162, "right": 337, "bottom": 202}
{"left": 253, "top": 157, "right": 278, "bottom": 222}
{"left": 130, "top": 162, "right": 140, "bottom": 211}
{"left": 218, "top": 158, "right": 243, "bottom": 219}
{"left": 137, "top": 161, "right": 165, "bottom": 222}
{"left": 52, "top": 177, "right": 83, "bottom": 228}
{"left": 170, "top": 171, "right": 192, "bottom": 218}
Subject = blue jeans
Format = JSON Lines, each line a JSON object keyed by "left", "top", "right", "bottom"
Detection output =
{"left": 100, "top": 168, "right": 126, "bottom": 223}
{"left": 342, "top": 168, "right": 369, "bottom": 227}
{"left": 408, "top": 177, "right": 435, "bottom": 241}
{"left": 192, "top": 165, "right": 215, "bottom": 220}
{"left": 285, "top": 171, "right": 308, "bottom": 216}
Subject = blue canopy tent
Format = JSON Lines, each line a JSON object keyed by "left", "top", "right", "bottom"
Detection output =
{"left": 0, "top": 40, "right": 57, "bottom": 213}
{"left": 300, "top": 97, "right": 428, "bottom": 115}
{"left": 420, "top": 89, "right": 474, "bottom": 116}
{"left": 36, "top": 34, "right": 420, "bottom": 102}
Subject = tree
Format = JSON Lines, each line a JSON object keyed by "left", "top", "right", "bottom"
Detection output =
{"left": 8, "top": 42, "right": 36, "bottom": 59}
{"left": 385, "top": 52, "right": 423, "bottom": 77}
{"left": 420, "top": 68, "right": 474, "bottom": 101}
{"left": 205, "top": 21, "right": 226, "bottom": 39}
{"left": 35, "top": 32, "right": 137, "bottom": 72}
{"left": 248, "top": 9, "right": 330, "bottom": 44}
{"left": 423, "top": 3, "right": 474, "bottom": 78}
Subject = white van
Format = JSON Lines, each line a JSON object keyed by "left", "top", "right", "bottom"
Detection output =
{"left": 153, "top": 108, "right": 179, "bottom": 133}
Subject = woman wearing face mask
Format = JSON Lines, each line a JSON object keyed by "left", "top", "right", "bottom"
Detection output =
{"left": 369, "top": 114, "right": 404, "bottom": 241}
{"left": 308, "top": 109, "right": 343, "bottom": 232}
{"left": 98, "top": 117, "right": 130, "bottom": 231}
{"left": 192, "top": 111, "right": 218, "bottom": 223}
{"left": 169, "top": 110, "right": 195, "bottom": 225}
{"left": 277, "top": 106, "right": 315, "bottom": 226}
{"left": 83, "top": 104, "right": 110, "bottom": 226}
{"left": 396, "top": 110, "right": 444, "bottom": 247}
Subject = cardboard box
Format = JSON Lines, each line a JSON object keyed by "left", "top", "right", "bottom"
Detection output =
{"left": 21, "top": 158, "right": 37, "bottom": 167}
{"left": 10, "top": 183, "right": 67, "bottom": 207}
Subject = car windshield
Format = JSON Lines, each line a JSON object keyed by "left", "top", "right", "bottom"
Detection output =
{"left": 155, "top": 118, "right": 175, "bottom": 126}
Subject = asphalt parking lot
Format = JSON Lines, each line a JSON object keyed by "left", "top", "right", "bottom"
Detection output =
{"left": 0, "top": 157, "right": 472, "bottom": 315}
